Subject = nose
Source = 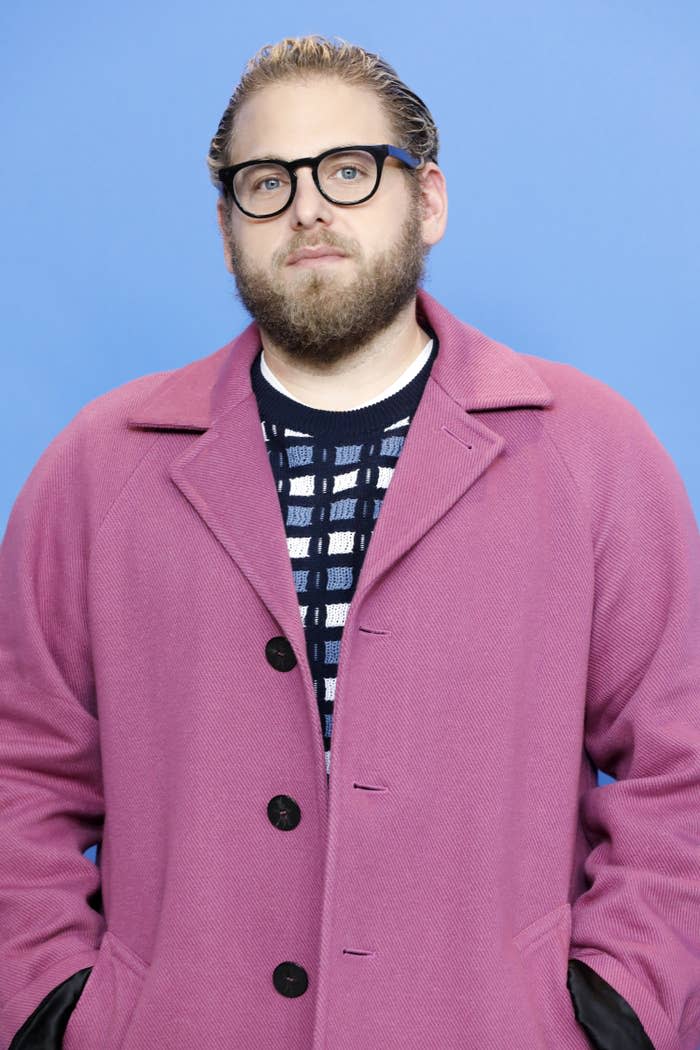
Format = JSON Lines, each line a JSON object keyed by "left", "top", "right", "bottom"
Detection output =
{"left": 287, "top": 164, "right": 334, "bottom": 229}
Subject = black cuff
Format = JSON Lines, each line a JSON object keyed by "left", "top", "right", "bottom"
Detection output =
{"left": 9, "top": 967, "right": 93, "bottom": 1050}
{"left": 567, "top": 958, "right": 655, "bottom": 1050}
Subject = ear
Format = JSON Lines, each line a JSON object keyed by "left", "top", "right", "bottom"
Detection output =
{"left": 216, "top": 197, "right": 235, "bottom": 274}
{"left": 417, "top": 162, "right": 448, "bottom": 249}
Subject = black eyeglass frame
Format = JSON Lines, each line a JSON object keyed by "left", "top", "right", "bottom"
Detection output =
{"left": 216, "top": 143, "right": 423, "bottom": 218}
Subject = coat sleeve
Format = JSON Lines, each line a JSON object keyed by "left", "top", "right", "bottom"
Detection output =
{"left": 560, "top": 394, "right": 700, "bottom": 1050}
{"left": 0, "top": 418, "right": 105, "bottom": 1048}
{"left": 7, "top": 969, "right": 92, "bottom": 1050}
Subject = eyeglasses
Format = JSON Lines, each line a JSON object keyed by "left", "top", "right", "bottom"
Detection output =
{"left": 216, "top": 143, "right": 423, "bottom": 218}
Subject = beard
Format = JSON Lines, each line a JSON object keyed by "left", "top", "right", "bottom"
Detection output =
{"left": 224, "top": 193, "right": 430, "bottom": 368}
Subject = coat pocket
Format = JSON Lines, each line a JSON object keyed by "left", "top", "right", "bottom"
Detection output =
{"left": 513, "top": 902, "right": 593, "bottom": 1049}
{"left": 62, "top": 930, "right": 149, "bottom": 1050}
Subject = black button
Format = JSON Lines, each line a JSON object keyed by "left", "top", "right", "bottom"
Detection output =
{"left": 273, "top": 961, "right": 308, "bottom": 998}
{"left": 267, "top": 794, "right": 301, "bottom": 830}
{"left": 265, "top": 636, "right": 297, "bottom": 671}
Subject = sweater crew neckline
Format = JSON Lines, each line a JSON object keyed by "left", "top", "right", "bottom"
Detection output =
{"left": 250, "top": 323, "right": 440, "bottom": 439}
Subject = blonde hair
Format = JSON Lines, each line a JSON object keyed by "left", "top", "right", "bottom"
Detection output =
{"left": 206, "top": 34, "right": 439, "bottom": 195}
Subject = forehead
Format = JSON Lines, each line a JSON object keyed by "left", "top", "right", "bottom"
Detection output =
{"left": 229, "top": 77, "right": 393, "bottom": 163}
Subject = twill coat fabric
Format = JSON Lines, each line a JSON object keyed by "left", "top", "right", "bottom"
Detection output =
{"left": 0, "top": 288, "right": 699, "bottom": 1050}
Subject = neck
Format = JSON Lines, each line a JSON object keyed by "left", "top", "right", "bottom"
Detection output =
{"left": 258, "top": 299, "right": 429, "bottom": 411}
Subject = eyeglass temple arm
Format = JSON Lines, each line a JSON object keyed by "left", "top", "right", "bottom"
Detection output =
{"left": 386, "top": 145, "right": 423, "bottom": 169}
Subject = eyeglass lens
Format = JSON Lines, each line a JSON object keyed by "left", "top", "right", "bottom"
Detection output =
{"left": 233, "top": 149, "right": 378, "bottom": 215}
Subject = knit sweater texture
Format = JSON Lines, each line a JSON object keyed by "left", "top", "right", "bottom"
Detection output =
{"left": 250, "top": 324, "right": 439, "bottom": 778}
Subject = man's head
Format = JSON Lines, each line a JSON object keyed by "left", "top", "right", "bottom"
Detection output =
{"left": 207, "top": 36, "right": 447, "bottom": 368}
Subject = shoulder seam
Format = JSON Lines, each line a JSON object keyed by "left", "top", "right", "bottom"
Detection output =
{"left": 539, "top": 413, "right": 592, "bottom": 537}
{"left": 90, "top": 429, "right": 165, "bottom": 555}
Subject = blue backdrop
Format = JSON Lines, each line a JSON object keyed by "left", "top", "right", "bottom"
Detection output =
{"left": 1, "top": 3, "right": 698, "bottom": 809}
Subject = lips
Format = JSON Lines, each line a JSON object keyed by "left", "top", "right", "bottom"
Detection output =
{"left": 286, "top": 246, "right": 347, "bottom": 265}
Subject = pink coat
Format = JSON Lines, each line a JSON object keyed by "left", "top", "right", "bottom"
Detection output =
{"left": 1, "top": 288, "right": 699, "bottom": 1050}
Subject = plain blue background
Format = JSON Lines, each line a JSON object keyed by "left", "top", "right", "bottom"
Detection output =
{"left": 1, "top": 4, "right": 698, "bottom": 812}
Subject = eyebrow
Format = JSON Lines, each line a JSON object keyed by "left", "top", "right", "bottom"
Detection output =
{"left": 240, "top": 145, "right": 361, "bottom": 165}
{"left": 246, "top": 154, "right": 288, "bottom": 163}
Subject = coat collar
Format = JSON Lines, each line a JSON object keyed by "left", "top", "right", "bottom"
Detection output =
{"left": 122, "top": 290, "right": 554, "bottom": 751}
{"left": 126, "top": 288, "right": 552, "bottom": 432}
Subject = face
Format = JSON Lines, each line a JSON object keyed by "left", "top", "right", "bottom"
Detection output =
{"left": 216, "top": 77, "right": 446, "bottom": 367}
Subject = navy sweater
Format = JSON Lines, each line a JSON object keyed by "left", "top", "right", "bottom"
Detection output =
{"left": 251, "top": 327, "right": 439, "bottom": 779}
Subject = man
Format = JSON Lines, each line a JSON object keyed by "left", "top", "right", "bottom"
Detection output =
{"left": 1, "top": 34, "right": 698, "bottom": 1050}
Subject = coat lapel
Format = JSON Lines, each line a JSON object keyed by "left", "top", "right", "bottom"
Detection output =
{"left": 126, "top": 289, "right": 553, "bottom": 654}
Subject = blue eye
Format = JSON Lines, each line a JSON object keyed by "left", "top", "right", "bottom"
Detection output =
{"left": 256, "top": 177, "right": 281, "bottom": 192}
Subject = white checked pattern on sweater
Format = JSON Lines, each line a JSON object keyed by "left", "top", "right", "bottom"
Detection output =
{"left": 250, "top": 327, "right": 439, "bottom": 777}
